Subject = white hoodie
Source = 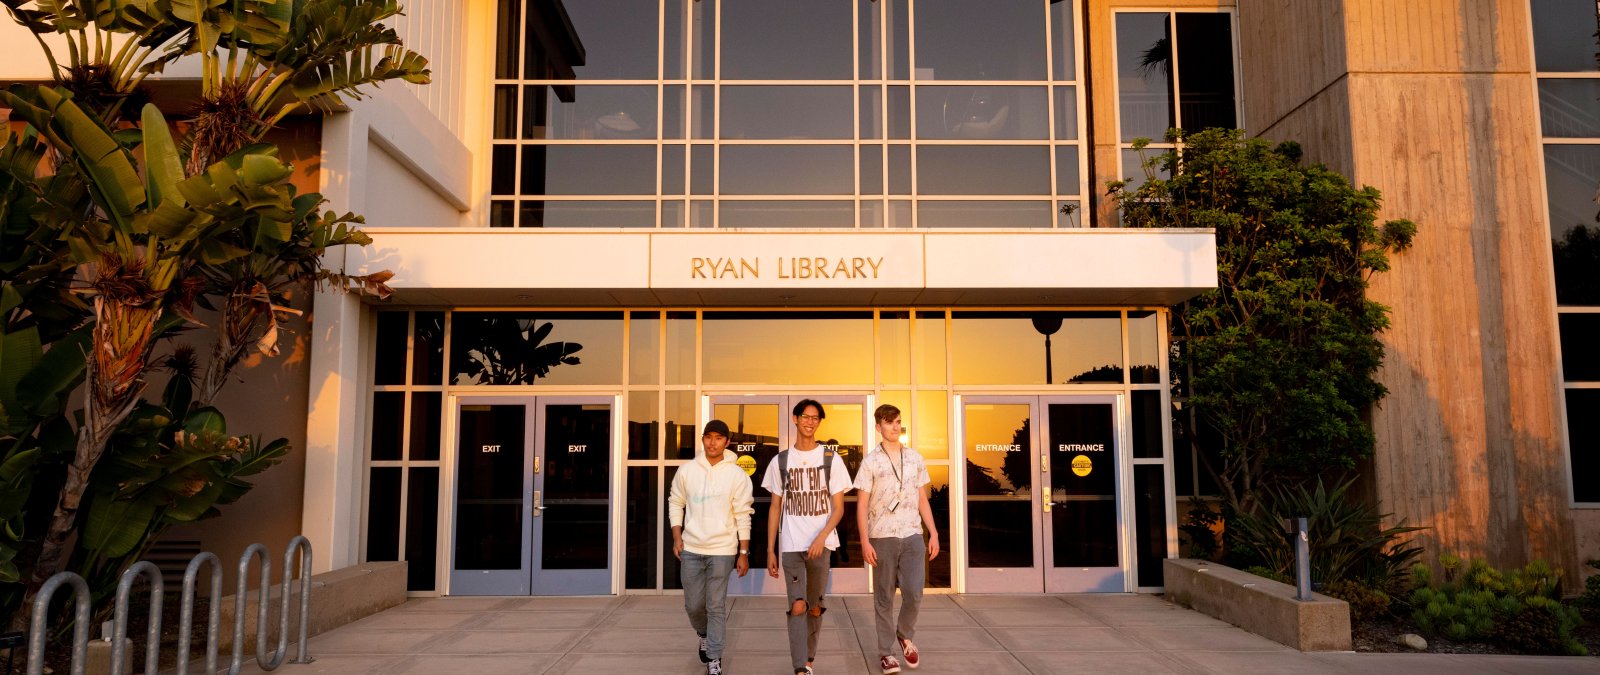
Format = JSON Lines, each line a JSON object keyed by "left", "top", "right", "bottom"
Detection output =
{"left": 668, "top": 453, "right": 755, "bottom": 556}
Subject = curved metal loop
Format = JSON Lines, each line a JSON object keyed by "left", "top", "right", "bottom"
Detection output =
{"left": 26, "top": 572, "right": 91, "bottom": 675}
{"left": 176, "top": 552, "right": 223, "bottom": 675}
{"left": 110, "top": 561, "right": 164, "bottom": 675}
{"left": 229, "top": 543, "right": 271, "bottom": 674}
{"left": 284, "top": 536, "right": 314, "bottom": 664}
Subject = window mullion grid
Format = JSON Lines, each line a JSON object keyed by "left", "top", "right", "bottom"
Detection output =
{"left": 1044, "top": 0, "right": 1059, "bottom": 228}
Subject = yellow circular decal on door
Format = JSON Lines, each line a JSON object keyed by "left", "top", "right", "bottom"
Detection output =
{"left": 1071, "top": 454, "right": 1093, "bottom": 477}
{"left": 736, "top": 454, "right": 757, "bottom": 476}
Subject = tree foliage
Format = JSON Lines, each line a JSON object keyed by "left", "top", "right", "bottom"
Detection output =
{"left": 1110, "top": 128, "right": 1416, "bottom": 512}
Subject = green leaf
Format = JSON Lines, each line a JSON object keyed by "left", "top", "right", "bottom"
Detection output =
{"left": 0, "top": 325, "right": 43, "bottom": 414}
{"left": 15, "top": 323, "right": 90, "bottom": 416}
{"left": 140, "top": 103, "right": 186, "bottom": 209}
{"left": 82, "top": 491, "right": 159, "bottom": 558}
{"left": 35, "top": 87, "right": 146, "bottom": 228}
{"left": 183, "top": 407, "right": 227, "bottom": 435}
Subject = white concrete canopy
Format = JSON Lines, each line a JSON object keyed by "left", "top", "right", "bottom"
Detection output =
{"left": 345, "top": 229, "right": 1218, "bottom": 306}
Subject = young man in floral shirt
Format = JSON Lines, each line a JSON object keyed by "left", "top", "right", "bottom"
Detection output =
{"left": 854, "top": 404, "right": 940, "bottom": 674}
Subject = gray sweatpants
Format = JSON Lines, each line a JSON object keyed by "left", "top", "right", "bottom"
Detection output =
{"left": 870, "top": 534, "right": 926, "bottom": 657}
{"left": 780, "top": 551, "right": 831, "bottom": 673}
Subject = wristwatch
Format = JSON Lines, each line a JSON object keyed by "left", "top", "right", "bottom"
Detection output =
{"left": 738, "top": 549, "right": 749, "bottom": 555}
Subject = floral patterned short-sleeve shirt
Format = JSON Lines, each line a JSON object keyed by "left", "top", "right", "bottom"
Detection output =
{"left": 853, "top": 445, "right": 930, "bottom": 539}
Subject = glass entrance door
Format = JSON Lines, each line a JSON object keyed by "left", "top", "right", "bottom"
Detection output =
{"left": 708, "top": 394, "right": 870, "bottom": 595}
{"left": 449, "top": 396, "right": 614, "bottom": 595}
{"left": 960, "top": 395, "right": 1126, "bottom": 593}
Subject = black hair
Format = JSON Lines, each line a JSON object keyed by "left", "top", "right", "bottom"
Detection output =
{"left": 792, "top": 398, "right": 825, "bottom": 419}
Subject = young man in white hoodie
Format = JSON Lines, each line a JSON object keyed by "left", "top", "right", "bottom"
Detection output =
{"left": 670, "top": 419, "right": 755, "bottom": 675}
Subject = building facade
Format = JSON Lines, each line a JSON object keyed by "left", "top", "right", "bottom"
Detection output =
{"left": 2, "top": 0, "right": 1596, "bottom": 597}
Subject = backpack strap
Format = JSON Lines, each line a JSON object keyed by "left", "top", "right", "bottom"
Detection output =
{"left": 823, "top": 445, "right": 834, "bottom": 490}
{"left": 779, "top": 448, "right": 789, "bottom": 494}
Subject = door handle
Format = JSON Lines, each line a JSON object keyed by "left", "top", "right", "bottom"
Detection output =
{"left": 532, "top": 490, "right": 543, "bottom": 516}
{"left": 534, "top": 457, "right": 542, "bottom": 474}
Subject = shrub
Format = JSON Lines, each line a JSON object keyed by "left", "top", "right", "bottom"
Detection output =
{"left": 1179, "top": 499, "right": 1221, "bottom": 561}
{"left": 1243, "top": 566, "right": 1291, "bottom": 584}
{"left": 1408, "top": 556, "right": 1587, "bottom": 655}
{"left": 1225, "top": 477, "right": 1424, "bottom": 587}
{"left": 1325, "top": 579, "right": 1392, "bottom": 622}
{"left": 1578, "top": 560, "right": 1600, "bottom": 615}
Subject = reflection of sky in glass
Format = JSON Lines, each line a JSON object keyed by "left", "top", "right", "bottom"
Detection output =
{"left": 963, "top": 404, "right": 1030, "bottom": 493}
{"left": 702, "top": 314, "right": 873, "bottom": 384}
{"left": 1115, "top": 13, "right": 1173, "bottom": 142}
{"left": 952, "top": 314, "right": 1123, "bottom": 385}
{"left": 916, "top": 390, "right": 949, "bottom": 460}
{"left": 715, "top": 404, "right": 782, "bottom": 448}
{"left": 450, "top": 314, "right": 623, "bottom": 386}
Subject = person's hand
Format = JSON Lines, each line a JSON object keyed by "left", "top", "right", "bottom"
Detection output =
{"left": 672, "top": 537, "right": 684, "bottom": 560}
{"left": 767, "top": 551, "right": 780, "bottom": 578}
{"left": 862, "top": 540, "right": 878, "bottom": 567}
{"left": 807, "top": 536, "right": 827, "bottom": 560}
{"left": 927, "top": 535, "right": 940, "bottom": 561}
{"left": 737, "top": 554, "right": 750, "bottom": 577}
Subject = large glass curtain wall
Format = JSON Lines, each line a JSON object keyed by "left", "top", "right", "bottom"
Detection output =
{"left": 1112, "top": 11, "right": 1239, "bottom": 193}
{"left": 364, "top": 309, "right": 1171, "bottom": 592}
{"left": 490, "top": 0, "right": 1088, "bottom": 228}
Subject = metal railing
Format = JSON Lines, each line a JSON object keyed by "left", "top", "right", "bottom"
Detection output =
{"left": 25, "top": 537, "right": 314, "bottom": 675}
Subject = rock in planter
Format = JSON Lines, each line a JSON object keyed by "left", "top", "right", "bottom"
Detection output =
{"left": 1397, "top": 633, "right": 1428, "bottom": 651}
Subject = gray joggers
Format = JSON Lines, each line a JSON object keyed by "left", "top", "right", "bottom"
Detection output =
{"left": 681, "top": 551, "right": 736, "bottom": 660}
{"left": 870, "top": 534, "right": 926, "bottom": 657}
{"left": 780, "top": 551, "right": 831, "bottom": 672}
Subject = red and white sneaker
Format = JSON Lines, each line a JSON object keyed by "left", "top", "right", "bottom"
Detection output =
{"left": 897, "top": 636, "right": 920, "bottom": 669}
{"left": 880, "top": 655, "right": 902, "bottom": 674}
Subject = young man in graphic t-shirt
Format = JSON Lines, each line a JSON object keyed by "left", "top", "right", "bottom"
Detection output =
{"left": 762, "top": 399, "right": 853, "bottom": 675}
{"left": 854, "top": 404, "right": 938, "bottom": 674}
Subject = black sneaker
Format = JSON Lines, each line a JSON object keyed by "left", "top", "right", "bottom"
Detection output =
{"left": 698, "top": 636, "right": 710, "bottom": 663}
{"left": 707, "top": 657, "right": 723, "bottom": 675}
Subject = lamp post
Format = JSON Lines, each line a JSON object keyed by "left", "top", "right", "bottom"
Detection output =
{"left": 1032, "top": 314, "right": 1063, "bottom": 384}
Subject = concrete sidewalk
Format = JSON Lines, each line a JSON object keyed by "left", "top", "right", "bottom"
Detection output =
{"left": 239, "top": 593, "right": 1600, "bottom": 674}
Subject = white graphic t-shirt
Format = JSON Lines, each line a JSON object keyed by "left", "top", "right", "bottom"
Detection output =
{"left": 760, "top": 446, "right": 854, "bottom": 553}
{"left": 853, "top": 445, "right": 931, "bottom": 540}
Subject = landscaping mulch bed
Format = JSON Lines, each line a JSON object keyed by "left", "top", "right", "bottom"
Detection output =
{"left": 1352, "top": 604, "right": 1600, "bottom": 657}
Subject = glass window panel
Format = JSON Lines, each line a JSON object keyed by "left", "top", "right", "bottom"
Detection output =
{"left": 365, "top": 467, "right": 401, "bottom": 561}
{"left": 1133, "top": 465, "right": 1167, "bottom": 587}
{"left": 952, "top": 312, "right": 1123, "bottom": 384}
{"left": 918, "top": 201, "right": 1053, "bottom": 228}
{"left": 719, "top": 201, "right": 855, "bottom": 228}
{"left": 917, "top": 146, "right": 1050, "bottom": 195}
{"left": 664, "top": 0, "right": 685, "bottom": 79}
{"left": 494, "top": 85, "right": 517, "bottom": 139}
{"left": 405, "top": 467, "right": 440, "bottom": 591}
{"left": 1174, "top": 411, "right": 1196, "bottom": 498}
{"left": 914, "top": 0, "right": 1046, "bottom": 80}
{"left": 888, "top": 86, "right": 911, "bottom": 139}
{"left": 721, "top": 0, "right": 852, "bottom": 79}
{"left": 880, "top": 311, "right": 911, "bottom": 385}
{"left": 721, "top": 146, "right": 854, "bottom": 195}
{"left": 1546, "top": 145, "right": 1600, "bottom": 306}
{"left": 631, "top": 312, "right": 662, "bottom": 384}
{"left": 1131, "top": 391, "right": 1164, "bottom": 459}
{"left": 624, "top": 467, "right": 660, "bottom": 589}
{"left": 1540, "top": 80, "right": 1600, "bottom": 137}
{"left": 1532, "top": 0, "right": 1600, "bottom": 72}
{"left": 1055, "top": 146, "right": 1082, "bottom": 196}
{"left": 703, "top": 312, "right": 873, "bottom": 384}
{"left": 1121, "top": 146, "right": 1173, "bottom": 195}
{"left": 374, "top": 312, "right": 409, "bottom": 385}
{"left": 889, "top": 199, "right": 913, "bottom": 227}
{"left": 1561, "top": 313, "right": 1600, "bottom": 381}
{"left": 861, "top": 145, "right": 883, "bottom": 195}
{"left": 888, "top": 0, "right": 910, "bottom": 79}
{"left": 412, "top": 312, "right": 444, "bottom": 385}
{"left": 522, "top": 85, "right": 548, "bottom": 139}
{"left": 490, "top": 200, "right": 515, "bottom": 227}
{"left": 1116, "top": 13, "right": 1175, "bottom": 142}
{"left": 539, "top": 404, "right": 611, "bottom": 570}
{"left": 628, "top": 391, "right": 659, "bottom": 461}
{"left": 691, "top": 200, "right": 714, "bottom": 227}
{"left": 1048, "top": 402, "right": 1118, "bottom": 568}
{"left": 1051, "top": 0, "right": 1077, "bottom": 81}
{"left": 1057, "top": 200, "right": 1084, "bottom": 228}
{"left": 663, "top": 200, "right": 685, "bottom": 226}
{"left": 861, "top": 86, "right": 884, "bottom": 139}
{"left": 859, "top": 0, "right": 882, "bottom": 79}
{"left": 925, "top": 463, "right": 951, "bottom": 587}
{"left": 915, "top": 390, "right": 949, "bottom": 460}
{"left": 521, "top": 145, "right": 656, "bottom": 195}
{"left": 963, "top": 403, "right": 1034, "bottom": 567}
{"left": 664, "top": 85, "right": 685, "bottom": 139}
{"left": 491, "top": 145, "right": 516, "bottom": 196}
{"left": 1129, "top": 311, "right": 1161, "bottom": 383}
{"left": 691, "top": 86, "right": 714, "bottom": 139}
{"left": 1053, "top": 86, "right": 1079, "bottom": 140}
{"left": 370, "top": 393, "right": 404, "bottom": 461}
{"left": 667, "top": 311, "right": 696, "bottom": 384}
{"left": 662, "top": 465, "right": 683, "bottom": 588}
{"left": 519, "top": 201, "right": 655, "bottom": 228}
{"left": 449, "top": 312, "right": 624, "bottom": 385}
{"left": 494, "top": 0, "right": 520, "bottom": 79}
{"left": 531, "top": 86, "right": 659, "bottom": 139}
{"left": 454, "top": 404, "right": 526, "bottom": 571}
{"left": 916, "top": 86, "right": 1048, "bottom": 140}
{"left": 410, "top": 392, "right": 443, "bottom": 461}
{"left": 667, "top": 390, "right": 698, "bottom": 460}
{"left": 862, "top": 199, "right": 884, "bottom": 227}
{"left": 663, "top": 144, "right": 685, "bottom": 195}
{"left": 915, "top": 311, "right": 946, "bottom": 384}
{"left": 691, "top": 0, "right": 714, "bottom": 79}
{"left": 521, "top": 5, "right": 548, "bottom": 79}
{"left": 563, "top": 0, "right": 657, "bottom": 78}
{"left": 888, "top": 145, "right": 912, "bottom": 194}
{"left": 1174, "top": 13, "right": 1238, "bottom": 131}
{"left": 720, "top": 86, "right": 854, "bottom": 139}
{"left": 691, "top": 145, "right": 714, "bottom": 194}
{"left": 1568, "top": 389, "right": 1600, "bottom": 502}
